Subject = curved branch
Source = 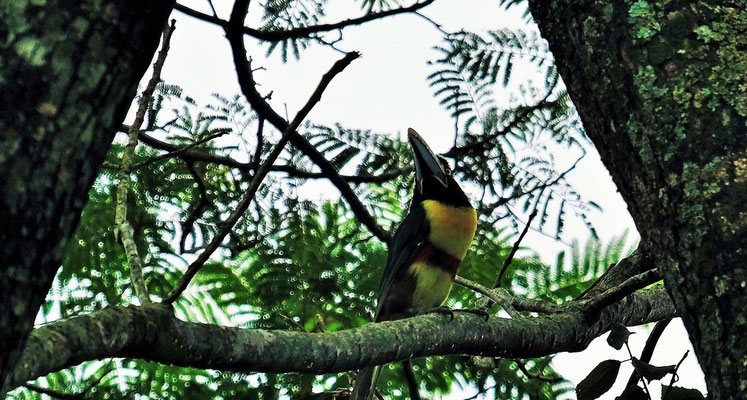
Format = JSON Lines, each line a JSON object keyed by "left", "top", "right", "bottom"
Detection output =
{"left": 162, "top": 50, "right": 361, "bottom": 304}
{"left": 173, "top": 1, "right": 436, "bottom": 42}
{"left": 11, "top": 286, "right": 675, "bottom": 389}
{"left": 226, "top": 0, "right": 391, "bottom": 243}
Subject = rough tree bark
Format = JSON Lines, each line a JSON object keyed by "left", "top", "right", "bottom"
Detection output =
{"left": 0, "top": 0, "right": 175, "bottom": 394}
{"left": 527, "top": 0, "right": 746, "bottom": 397}
{"left": 9, "top": 286, "right": 674, "bottom": 390}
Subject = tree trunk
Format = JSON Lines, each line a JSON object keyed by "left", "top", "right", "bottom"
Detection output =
{"left": 527, "top": 0, "right": 746, "bottom": 398}
{"left": 0, "top": 0, "right": 174, "bottom": 394}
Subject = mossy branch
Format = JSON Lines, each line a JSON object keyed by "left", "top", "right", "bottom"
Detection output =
{"left": 114, "top": 20, "right": 176, "bottom": 305}
{"left": 10, "top": 285, "right": 675, "bottom": 389}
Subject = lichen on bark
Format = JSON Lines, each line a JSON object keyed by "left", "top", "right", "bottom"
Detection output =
{"left": 528, "top": 0, "right": 746, "bottom": 397}
{"left": 0, "top": 0, "right": 175, "bottom": 394}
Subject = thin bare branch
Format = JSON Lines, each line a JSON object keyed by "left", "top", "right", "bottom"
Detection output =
{"left": 252, "top": 118, "right": 265, "bottom": 174}
{"left": 457, "top": 250, "right": 662, "bottom": 318}
{"left": 133, "top": 127, "right": 405, "bottom": 183}
{"left": 135, "top": 129, "right": 252, "bottom": 169}
{"left": 495, "top": 208, "right": 538, "bottom": 288}
{"left": 272, "top": 165, "right": 411, "bottom": 183}
{"left": 163, "top": 50, "right": 361, "bottom": 304}
{"left": 454, "top": 276, "right": 518, "bottom": 316}
{"left": 114, "top": 20, "right": 176, "bottom": 305}
{"left": 489, "top": 150, "right": 585, "bottom": 208}
{"left": 225, "top": 0, "right": 390, "bottom": 243}
{"left": 179, "top": 161, "right": 213, "bottom": 253}
{"left": 455, "top": 275, "right": 558, "bottom": 315}
{"left": 173, "top": 0, "right": 436, "bottom": 42}
{"left": 443, "top": 77, "right": 559, "bottom": 159}
{"left": 663, "top": 351, "right": 690, "bottom": 399}
{"left": 132, "top": 130, "right": 228, "bottom": 169}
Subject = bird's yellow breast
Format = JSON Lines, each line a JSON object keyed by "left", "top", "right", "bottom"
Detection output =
{"left": 421, "top": 200, "right": 477, "bottom": 258}
{"left": 410, "top": 262, "right": 454, "bottom": 308}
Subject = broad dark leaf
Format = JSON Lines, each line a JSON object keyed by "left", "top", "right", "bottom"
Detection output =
{"left": 615, "top": 384, "right": 647, "bottom": 400}
{"left": 576, "top": 359, "right": 622, "bottom": 400}
{"left": 661, "top": 385, "right": 706, "bottom": 400}
{"left": 607, "top": 323, "right": 632, "bottom": 350}
{"left": 631, "top": 358, "right": 676, "bottom": 382}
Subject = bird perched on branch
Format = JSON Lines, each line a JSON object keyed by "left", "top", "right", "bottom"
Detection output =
{"left": 351, "top": 128, "right": 477, "bottom": 400}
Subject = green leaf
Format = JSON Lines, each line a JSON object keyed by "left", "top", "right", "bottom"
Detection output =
{"left": 631, "top": 358, "right": 676, "bottom": 382}
{"left": 576, "top": 359, "right": 622, "bottom": 400}
{"left": 607, "top": 323, "right": 632, "bottom": 350}
{"left": 661, "top": 385, "right": 706, "bottom": 400}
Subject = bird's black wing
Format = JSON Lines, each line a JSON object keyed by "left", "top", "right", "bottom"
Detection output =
{"left": 374, "top": 205, "right": 428, "bottom": 321}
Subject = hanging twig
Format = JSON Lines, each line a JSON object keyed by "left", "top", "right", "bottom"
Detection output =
{"left": 662, "top": 351, "right": 690, "bottom": 399}
{"left": 179, "top": 161, "right": 214, "bottom": 253}
{"left": 495, "top": 208, "right": 538, "bottom": 288}
{"left": 401, "top": 360, "right": 422, "bottom": 400}
{"left": 114, "top": 20, "right": 176, "bottom": 305}
{"left": 252, "top": 118, "right": 265, "bottom": 175}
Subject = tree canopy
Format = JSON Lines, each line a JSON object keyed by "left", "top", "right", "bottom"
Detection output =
{"left": 3, "top": 0, "right": 744, "bottom": 399}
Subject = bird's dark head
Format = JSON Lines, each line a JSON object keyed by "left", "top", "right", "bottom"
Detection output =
{"left": 408, "top": 128, "right": 472, "bottom": 208}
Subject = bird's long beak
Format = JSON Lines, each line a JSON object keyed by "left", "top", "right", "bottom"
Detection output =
{"left": 408, "top": 128, "right": 449, "bottom": 190}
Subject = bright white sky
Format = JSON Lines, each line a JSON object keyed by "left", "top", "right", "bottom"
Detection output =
{"left": 143, "top": 0, "right": 708, "bottom": 398}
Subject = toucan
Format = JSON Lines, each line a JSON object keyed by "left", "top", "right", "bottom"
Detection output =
{"left": 351, "top": 128, "right": 477, "bottom": 400}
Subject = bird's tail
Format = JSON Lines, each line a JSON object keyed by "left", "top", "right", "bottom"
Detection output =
{"left": 350, "top": 365, "right": 382, "bottom": 400}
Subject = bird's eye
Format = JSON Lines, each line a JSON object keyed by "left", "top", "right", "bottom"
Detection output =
{"left": 437, "top": 155, "right": 452, "bottom": 174}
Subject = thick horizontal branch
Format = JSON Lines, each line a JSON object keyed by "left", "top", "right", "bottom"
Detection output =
{"left": 11, "top": 286, "right": 674, "bottom": 389}
{"left": 173, "top": 0, "right": 435, "bottom": 42}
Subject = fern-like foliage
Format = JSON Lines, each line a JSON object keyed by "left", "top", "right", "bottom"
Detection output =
{"left": 428, "top": 28, "right": 596, "bottom": 241}
{"left": 260, "top": 0, "right": 325, "bottom": 61}
{"left": 514, "top": 231, "right": 636, "bottom": 303}
{"left": 15, "top": 48, "right": 628, "bottom": 398}
{"left": 358, "top": 0, "right": 400, "bottom": 12}
{"left": 55, "top": 147, "right": 178, "bottom": 315}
